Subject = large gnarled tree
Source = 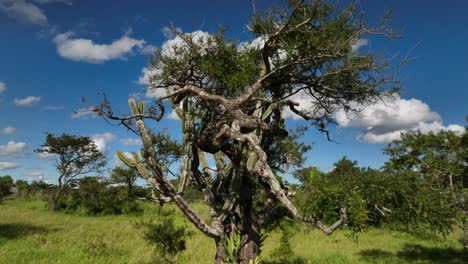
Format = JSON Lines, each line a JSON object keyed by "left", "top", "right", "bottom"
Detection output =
{"left": 92, "top": 0, "right": 400, "bottom": 262}
{"left": 35, "top": 133, "right": 106, "bottom": 211}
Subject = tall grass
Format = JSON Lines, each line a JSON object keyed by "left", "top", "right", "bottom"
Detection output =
{"left": 0, "top": 198, "right": 466, "bottom": 263}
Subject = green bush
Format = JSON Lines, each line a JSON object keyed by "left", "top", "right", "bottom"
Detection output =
{"left": 135, "top": 208, "right": 192, "bottom": 263}
{"left": 58, "top": 177, "right": 142, "bottom": 216}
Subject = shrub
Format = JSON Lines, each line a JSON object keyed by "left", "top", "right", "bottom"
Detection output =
{"left": 135, "top": 208, "right": 192, "bottom": 263}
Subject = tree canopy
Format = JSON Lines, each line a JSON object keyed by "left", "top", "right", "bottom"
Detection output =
{"left": 35, "top": 133, "right": 106, "bottom": 211}
{"left": 92, "top": 0, "right": 401, "bottom": 262}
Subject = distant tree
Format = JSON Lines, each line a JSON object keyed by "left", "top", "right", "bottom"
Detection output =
{"left": 15, "top": 180, "right": 30, "bottom": 197}
{"left": 35, "top": 133, "right": 106, "bottom": 211}
{"left": 296, "top": 157, "right": 457, "bottom": 233}
{"left": 0, "top": 175, "right": 14, "bottom": 200}
{"left": 29, "top": 180, "right": 53, "bottom": 196}
{"left": 384, "top": 129, "right": 467, "bottom": 250}
{"left": 92, "top": 0, "right": 401, "bottom": 262}
{"left": 111, "top": 167, "right": 139, "bottom": 198}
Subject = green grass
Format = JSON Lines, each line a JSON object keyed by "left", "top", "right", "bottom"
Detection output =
{"left": 1, "top": 198, "right": 467, "bottom": 263}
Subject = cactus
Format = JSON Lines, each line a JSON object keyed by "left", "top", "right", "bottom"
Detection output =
{"left": 128, "top": 98, "right": 139, "bottom": 116}
{"left": 116, "top": 150, "right": 136, "bottom": 168}
{"left": 136, "top": 163, "right": 149, "bottom": 179}
{"left": 138, "top": 101, "right": 145, "bottom": 115}
{"left": 132, "top": 152, "right": 141, "bottom": 163}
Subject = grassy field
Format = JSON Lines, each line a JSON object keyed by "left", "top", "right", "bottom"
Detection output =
{"left": 1, "top": 198, "right": 467, "bottom": 264}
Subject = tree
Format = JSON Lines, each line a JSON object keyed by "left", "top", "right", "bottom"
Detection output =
{"left": 15, "top": 180, "right": 30, "bottom": 197}
{"left": 35, "top": 133, "right": 106, "bottom": 212}
{"left": 296, "top": 157, "right": 456, "bottom": 234}
{"left": 111, "top": 167, "right": 139, "bottom": 198}
{"left": 384, "top": 129, "right": 467, "bottom": 250}
{"left": 0, "top": 175, "right": 14, "bottom": 200}
{"left": 92, "top": 1, "right": 400, "bottom": 262}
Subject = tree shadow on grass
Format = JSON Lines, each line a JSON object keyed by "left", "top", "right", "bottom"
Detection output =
{"left": 0, "top": 223, "right": 52, "bottom": 241}
{"left": 360, "top": 243, "right": 468, "bottom": 264}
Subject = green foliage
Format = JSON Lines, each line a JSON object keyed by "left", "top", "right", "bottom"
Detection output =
{"left": 296, "top": 157, "right": 457, "bottom": 235}
{"left": 223, "top": 227, "right": 242, "bottom": 264}
{"left": 35, "top": 133, "right": 106, "bottom": 177}
{"left": 14, "top": 180, "right": 29, "bottom": 198}
{"left": 135, "top": 208, "right": 192, "bottom": 263}
{"left": 111, "top": 167, "right": 139, "bottom": 198}
{"left": 270, "top": 222, "right": 295, "bottom": 261}
{"left": 0, "top": 175, "right": 14, "bottom": 200}
{"left": 60, "top": 177, "right": 142, "bottom": 215}
{"left": 384, "top": 129, "right": 467, "bottom": 240}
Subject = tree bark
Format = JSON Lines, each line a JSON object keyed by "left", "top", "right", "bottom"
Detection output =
{"left": 239, "top": 171, "right": 261, "bottom": 263}
{"left": 49, "top": 186, "right": 63, "bottom": 212}
{"left": 214, "top": 236, "right": 226, "bottom": 264}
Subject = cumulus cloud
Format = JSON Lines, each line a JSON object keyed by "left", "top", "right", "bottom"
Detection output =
{"left": 70, "top": 107, "right": 98, "bottom": 119}
{"left": 53, "top": 31, "right": 145, "bottom": 63}
{"left": 162, "top": 26, "right": 182, "bottom": 39}
{"left": 91, "top": 133, "right": 115, "bottom": 152}
{"left": 14, "top": 96, "right": 41, "bottom": 106}
{"left": 167, "top": 110, "right": 180, "bottom": 120}
{"left": 0, "top": 141, "right": 28, "bottom": 157}
{"left": 0, "top": 161, "right": 20, "bottom": 170}
{"left": 334, "top": 94, "right": 465, "bottom": 143}
{"left": 120, "top": 138, "right": 141, "bottom": 146}
{"left": 44, "top": 105, "right": 65, "bottom": 110}
{"left": 25, "top": 170, "right": 44, "bottom": 177}
{"left": 0, "top": 0, "right": 47, "bottom": 25}
{"left": 36, "top": 146, "right": 54, "bottom": 159}
{"left": 1, "top": 126, "right": 16, "bottom": 135}
{"left": 351, "top": 38, "right": 368, "bottom": 52}
{"left": 0, "top": 81, "right": 6, "bottom": 94}
{"left": 137, "top": 30, "right": 210, "bottom": 98}
{"left": 140, "top": 44, "right": 156, "bottom": 55}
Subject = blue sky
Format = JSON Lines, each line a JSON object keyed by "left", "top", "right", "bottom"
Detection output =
{"left": 0, "top": 0, "right": 467, "bottom": 183}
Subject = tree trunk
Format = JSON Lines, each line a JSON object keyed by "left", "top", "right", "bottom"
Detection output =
{"left": 239, "top": 171, "right": 261, "bottom": 263}
{"left": 214, "top": 236, "right": 226, "bottom": 264}
{"left": 240, "top": 214, "right": 261, "bottom": 263}
{"left": 49, "top": 186, "right": 63, "bottom": 212}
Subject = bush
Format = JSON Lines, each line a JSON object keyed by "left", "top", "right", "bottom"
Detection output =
{"left": 58, "top": 177, "right": 143, "bottom": 216}
{"left": 135, "top": 208, "right": 192, "bottom": 263}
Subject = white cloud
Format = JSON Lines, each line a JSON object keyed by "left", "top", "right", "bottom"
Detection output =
{"left": 168, "top": 110, "right": 180, "bottom": 120}
{"left": 334, "top": 94, "right": 465, "bottom": 143}
{"left": 0, "top": 0, "right": 47, "bottom": 25}
{"left": 70, "top": 107, "right": 98, "bottom": 119}
{"left": 282, "top": 90, "right": 323, "bottom": 120}
{"left": 0, "top": 81, "right": 6, "bottom": 94}
{"left": 137, "top": 30, "right": 211, "bottom": 99}
{"left": 0, "top": 141, "right": 28, "bottom": 157}
{"left": 0, "top": 161, "right": 20, "bottom": 170}
{"left": 162, "top": 26, "right": 182, "bottom": 39}
{"left": 53, "top": 31, "right": 146, "bottom": 63}
{"left": 14, "top": 96, "right": 41, "bottom": 106}
{"left": 1, "top": 126, "right": 16, "bottom": 135}
{"left": 351, "top": 38, "right": 368, "bottom": 52}
{"left": 120, "top": 138, "right": 141, "bottom": 146}
{"left": 238, "top": 36, "right": 266, "bottom": 51}
{"left": 44, "top": 105, "right": 65, "bottom": 110}
{"left": 91, "top": 133, "right": 115, "bottom": 152}
{"left": 37, "top": 146, "right": 54, "bottom": 159}
{"left": 140, "top": 44, "right": 156, "bottom": 55}
{"left": 25, "top": 170, "right": 44, "bottom": 177}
